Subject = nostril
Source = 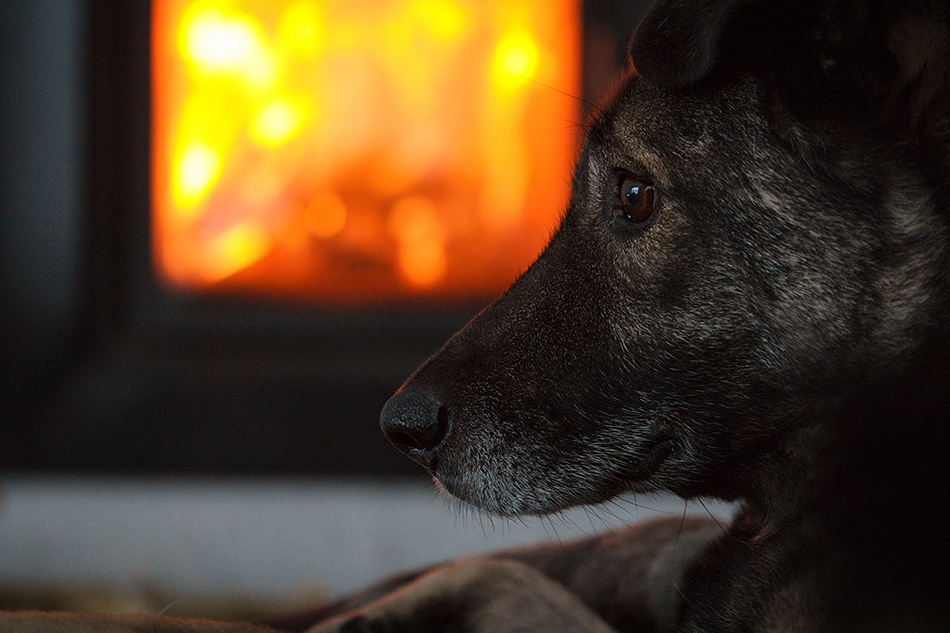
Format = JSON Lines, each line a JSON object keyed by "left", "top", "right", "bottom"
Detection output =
{"left": 379, "top": 392, "right": 451, "bottom": 464}
{"left": 392, "top": 404, "right": 449, "bottom": 451}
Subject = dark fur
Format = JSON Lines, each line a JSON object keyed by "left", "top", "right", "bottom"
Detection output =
{"left": 294, "top": 1, "right": 950, "bottom": 631}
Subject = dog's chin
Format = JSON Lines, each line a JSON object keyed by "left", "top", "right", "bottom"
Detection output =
{"left": 429, "top": 438, "right": 677, "bottom": 517}
{"left": 430, "top": 470, "right": 549, "bottom": 517}
{"left": 430, "top": 474, "right": 500, "bottom": 515}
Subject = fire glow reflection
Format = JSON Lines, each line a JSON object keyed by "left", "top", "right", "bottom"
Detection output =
{"left": 152, "top": 0, "right": 580, "bottom": 304}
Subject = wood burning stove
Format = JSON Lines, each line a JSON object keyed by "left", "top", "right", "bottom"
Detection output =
{"left": 0, "top": 0, "right": 645, "bottom": 476}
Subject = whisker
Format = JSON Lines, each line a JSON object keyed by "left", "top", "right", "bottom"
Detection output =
{"left": 523, "top": 76, "right": 604, "bottom": 117}
{"left": 583, "top": 507, "right": 601, "bottom": 535}
{"left": 597, "top": 500, "right": 632, "bottom": 525}
{"left": 545, "top": 515, "right": 566, "bottom": 548}
{"left": 556, "top": 510, "right": 585, "bottom": 535}
{"left": 697, "top": 498, "right": 729, "bottom": 536}
{"left": 674, "top": 499, "right": 689, "bottom": 546}
{"left": 156, "top": 598, "right": 194, "bottom": 617}
{"left": 612, "top": 494, "right": 675, "bottom": 516}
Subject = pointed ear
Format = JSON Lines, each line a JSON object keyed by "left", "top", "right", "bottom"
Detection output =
{"left": 629, "top": 0, "right": 950, "bottom": 134}
{"left": 628, "top": 0, "right": 754, "bottom": 88}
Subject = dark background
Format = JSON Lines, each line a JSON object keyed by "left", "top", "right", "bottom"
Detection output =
{"left": 0, "top": 0, "right": 649, "bottom": 477}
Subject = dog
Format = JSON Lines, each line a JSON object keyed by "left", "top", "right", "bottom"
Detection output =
{"left": 3, "top": 0, "right": 948, "bottom": 631}
{"left": 281, "top": 0, "right": 950, "bottom": 631}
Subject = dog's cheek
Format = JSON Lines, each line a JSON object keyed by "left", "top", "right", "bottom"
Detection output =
{"left": 601, "top": 222, "right": 806, "bottom": 491}
{"left": 446, "top": 377, "right": 660, "bottom": 513}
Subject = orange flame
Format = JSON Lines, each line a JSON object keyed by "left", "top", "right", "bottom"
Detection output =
{"left": 152, "top": 0, "right": 580, "bottom": 304}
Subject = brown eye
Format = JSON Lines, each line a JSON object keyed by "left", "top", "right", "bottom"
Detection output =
{"left": 617, "top": 178, "right": 656, "bottom": 225}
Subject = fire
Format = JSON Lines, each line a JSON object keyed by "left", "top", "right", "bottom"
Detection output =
{"left": 152, "top": 0, "right": 580, "bottom": 303}
{"left": 492, "top": 31, "right": 540, "bottom": 88}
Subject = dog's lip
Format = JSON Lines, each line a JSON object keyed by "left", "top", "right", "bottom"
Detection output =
{"left": 404, "top": 447, "right": 439, "bottom": 474}
{"left": 624, "top": 437, "right": 675, "bottom": 483}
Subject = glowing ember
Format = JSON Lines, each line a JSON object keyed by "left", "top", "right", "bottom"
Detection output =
{"left": 152, "top": 0, "right": 580, "bottom": 304}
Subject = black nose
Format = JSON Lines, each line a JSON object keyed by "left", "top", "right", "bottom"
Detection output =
{"left": 379, "top": 391, "right": 450, "bottom": 469}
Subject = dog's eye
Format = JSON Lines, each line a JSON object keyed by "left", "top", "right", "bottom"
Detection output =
{"left": 615, "top": 177, "right": 656, "bottom": 227}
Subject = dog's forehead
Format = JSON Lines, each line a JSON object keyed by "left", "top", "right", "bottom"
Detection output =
{"left": 585, "top": 74, "right": 766, "bottom": 183}
{"left": 599, "top": 77, "right": 675, "bottom": 164}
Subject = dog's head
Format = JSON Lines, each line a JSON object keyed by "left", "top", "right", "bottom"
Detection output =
{"left": 380, "top": 0, "right": 950, "bottom": 516}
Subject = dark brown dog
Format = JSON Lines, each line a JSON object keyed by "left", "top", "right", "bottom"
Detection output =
{"left": 297, "top": 0, "right": 950, "bottom": 631}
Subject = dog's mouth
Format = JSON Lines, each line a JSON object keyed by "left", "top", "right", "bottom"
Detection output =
{"left": 622, "top": 437, "right": 675, "bottom": 484}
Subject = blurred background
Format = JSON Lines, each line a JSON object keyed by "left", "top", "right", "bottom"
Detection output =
{"left": 0, "top": 0, "right": 732, "bottom": 621}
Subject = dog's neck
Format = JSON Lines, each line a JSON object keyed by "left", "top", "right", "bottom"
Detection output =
{"left": 706, "top": 350, "right": 950, "bottom": 630}
{"left": 749, "top": 344, "right": 948, "bottom": 523}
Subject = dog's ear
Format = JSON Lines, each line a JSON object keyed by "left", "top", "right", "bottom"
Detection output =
{"left": 628, "top": 0, "right": 754, "bottom": 88}
{"left": 631, "top": 0, "right": 950, "bottom": 134}
{"left": 801, "top": 2, "right": 950, "bottom": 134}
